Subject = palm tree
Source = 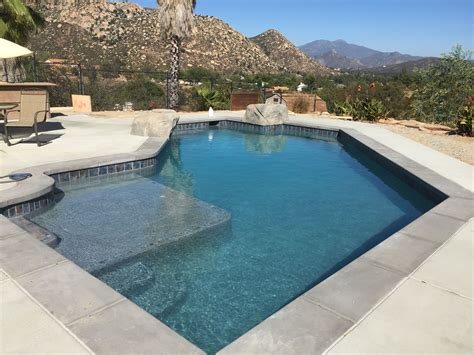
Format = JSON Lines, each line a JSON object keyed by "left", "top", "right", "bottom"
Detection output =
{"left": 0, "top": 0, "right": 44, "bottom": 45}
{"left": 157, "top": 0, "right": 196, "bottom": 111}
{"left": 0, "top": 0, "right": 44, "bottom": 82}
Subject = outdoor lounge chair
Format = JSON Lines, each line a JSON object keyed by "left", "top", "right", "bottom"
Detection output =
{"left": 2, "top": 90, "right": 50, "bottom": 146}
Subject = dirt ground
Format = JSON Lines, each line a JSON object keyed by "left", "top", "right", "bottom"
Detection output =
{"left": 380, "top": 124, "right": 474, "bottom": 165}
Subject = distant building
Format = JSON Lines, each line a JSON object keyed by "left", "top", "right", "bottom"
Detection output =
{"left": 45, "top": 58, "right": 67, "bottom": 64}
{"left": 265, "top": 94, "right": 286, "bottom": 105}
{"left": 297, "top": 82, "right": 308, "bottom": 92}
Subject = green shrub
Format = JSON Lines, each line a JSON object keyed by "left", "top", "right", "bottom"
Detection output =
{"left": 334, "top": 98, "right": 388, "bottom": 121}
{"left": 456, "top": 99, "right": 473, "bottom": 136}
{"left": 292, "top": 97, "right": 310, "bottom": 113}
{"left": 411, "top": 45, "right": 474, "bottom": 125}
{"left": 196, "top": 87, "right": 229, "bottom": 110}
{"left": 114, "top": 78, "right": 165, "bottom": 111}
{"left": 364, "top": 98, "right": 389, "bottom": 121}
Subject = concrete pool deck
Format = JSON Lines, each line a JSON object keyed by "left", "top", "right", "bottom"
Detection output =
{"left": 0, "top": 111, "right": 473, "bottom": 354}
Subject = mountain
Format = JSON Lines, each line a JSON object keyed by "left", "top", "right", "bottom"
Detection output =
{"left": 365, "top": 57, "right": 441, "bottom": 74}
{"left": 299, "top": 39, "right": 423, "bottom": 69}
{"left": 358, "top": 51, "right": 424, "bottom": 68}
{"left": 26, "top": 0, "right": 332, "bottom": 75}
{"left": 314, "top": 49, "right": 364, "bottom": 69}
{"left": 300, "top": 39, "right": 379, "bottom": 60}
{"left": 249, "top": 30, "right": 332, "bottom": 75}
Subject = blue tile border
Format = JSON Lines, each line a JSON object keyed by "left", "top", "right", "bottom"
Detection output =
{"left": 1, "top": 158, "right": 157, "bottom": 218}
{"left": 175, "top": 122, "right": 210, "bottom": 131}
{"left": 48, "top": 158, "right": 157, "bottom": 185}
{"left": 175, "top": 120, "right": 339, "bottom": 140}
{"left": 3, "top": 192, "right": 55, "bottom": 218}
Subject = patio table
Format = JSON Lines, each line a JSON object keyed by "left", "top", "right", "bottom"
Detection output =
{"left": 0, "top": 103, "right": 18, "bottom": 120}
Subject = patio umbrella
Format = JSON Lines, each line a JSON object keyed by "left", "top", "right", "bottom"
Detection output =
{"left": 0, "top": 38, "right": 33, "bottom": 82}
{"left": 0, "top": 38, "right": 33, "bottom": 59}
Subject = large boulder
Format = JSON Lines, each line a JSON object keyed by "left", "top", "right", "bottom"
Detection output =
{"left": 243, "top": 104, "right": 288, "bottom": 126}
{"left": 131, "top": 109, "right": 179, "bottom": 137}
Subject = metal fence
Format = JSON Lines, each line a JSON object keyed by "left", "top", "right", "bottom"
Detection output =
{"left": 20, "top": 56, "right": 263, "bottom": 111}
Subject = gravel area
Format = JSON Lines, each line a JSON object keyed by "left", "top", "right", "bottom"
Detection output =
{"left": 381, "top": 124, "right": 474, "bottom": 165}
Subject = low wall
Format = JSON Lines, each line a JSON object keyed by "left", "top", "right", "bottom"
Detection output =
{"left": 282, "top": 94, "right": 328, "bottom": 113}
{"left": 231, "top": 91, "right": 260, "bottom": 111}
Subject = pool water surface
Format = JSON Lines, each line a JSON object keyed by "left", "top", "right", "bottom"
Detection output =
{"left": 31, "top": 128, "right": 437, "bottom": 354}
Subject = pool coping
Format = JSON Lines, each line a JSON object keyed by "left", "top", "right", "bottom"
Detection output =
{"left": 1, "top": 117, "right": 472, "bottom": 354}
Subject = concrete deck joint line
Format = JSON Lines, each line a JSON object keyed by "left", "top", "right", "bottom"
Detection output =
{"left": 302, "top": 296, "right": 360, "bottom": 324}
{"left": 66, "top": 297, "right": 127, "bottom": 327}
{"left": 409, "top": 276, "right": 474, "bottom": 301}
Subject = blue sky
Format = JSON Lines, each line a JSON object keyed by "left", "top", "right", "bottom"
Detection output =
{"left": 135, "top": 0, "right": 473, "bottom": 57}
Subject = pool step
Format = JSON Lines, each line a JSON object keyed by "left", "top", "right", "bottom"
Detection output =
{"left": 97, "top": 262, "right": 155, "bottom": 295}
{"left": 9, "top": 217, "right": 60, "bottom": 247}
{"left": 96, "top": 261, "right": 187, "bottom": 317}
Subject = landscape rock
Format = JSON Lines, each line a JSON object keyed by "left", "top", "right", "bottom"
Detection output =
{"left": 131, "top": 110, "right": 179, "bottom": 137}
{"left": 244, "top": 104, "right": 288, "bottom": 126}
{"left": 378, "top": 118, "right": 455, "bottom": 134}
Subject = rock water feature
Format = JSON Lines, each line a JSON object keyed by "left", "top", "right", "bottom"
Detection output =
{"left": 243, "top": 104, "right": 288, "bottom": 126}
{"left": 131, "top": 109, "right": 180, "bottom": 138}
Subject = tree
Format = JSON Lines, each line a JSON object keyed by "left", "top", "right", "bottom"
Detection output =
{"left": 157, "top": 0, "right": 196, "bottom": 111}
{"left": 0, "top": 0, "right": 44, "bottom": 45}
{"left": 411, "top": 45, "right": 474, "bottom": 125}
{"left": 0, "top": 0, "right": 44, "bottom": 82}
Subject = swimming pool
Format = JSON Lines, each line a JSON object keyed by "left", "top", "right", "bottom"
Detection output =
{"left": 30, "top": 127, "right": 437, "bottom": 354}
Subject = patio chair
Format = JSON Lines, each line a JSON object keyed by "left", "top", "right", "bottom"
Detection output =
{"left": 3, "top": 90, "right": 50, "bottom": 146}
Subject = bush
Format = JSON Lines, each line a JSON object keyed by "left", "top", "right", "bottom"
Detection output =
{"left": 114, "top": 78, "right": 165, "bottom": 111}
{"left": 334, "top": 98, "right": 388, "bottom": 122}
{"left": 292, "top": 97, "right": 310, "bottom": 113}
{"left": 85, "top": 77, "right": 166, "bottom": 111}
{"left": 456, "top": 98, "right": 473, "bottom": 136}
{"left": 196, "top": 87, "right": 230, "bottom": 110}
{"left": 411, "top": 45, "right": 474, "bottom": 125}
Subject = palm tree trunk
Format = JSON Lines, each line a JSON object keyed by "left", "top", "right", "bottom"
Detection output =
{"left": 168, "top": 35, "right": 181, "bottom": 111}
{"left": 2, "top": 59, "right": 8, "bottom": 82}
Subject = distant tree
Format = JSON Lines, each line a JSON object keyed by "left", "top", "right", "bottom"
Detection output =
{"left": 411, "top": 45, "right": 474, "bottom": 125}
{"left": 0, "top": 0, "right": 44, "bottom": 45}
{"left": 157, "top": 0, "right": 196, "bottom": 111}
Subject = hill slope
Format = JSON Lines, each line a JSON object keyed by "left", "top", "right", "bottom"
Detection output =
{"left": 250, "top": 30, "right": 332, "bottom": 75}
{"left": 27, "top": 1, "right": 332, "bottom": 75}
{"left": 315, "top": 49, "right": 364, "bottom": 69}
{"left": 364, "top": 57, "right": 441, "bottom": 74}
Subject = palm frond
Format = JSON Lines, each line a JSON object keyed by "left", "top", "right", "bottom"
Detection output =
{"left": 0, "top": 0, "right": 44, "bottom": 44}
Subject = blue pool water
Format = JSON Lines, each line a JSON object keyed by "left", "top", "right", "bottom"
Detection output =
{"left": 31, "top": 128, "right": 436, "bottom": 354}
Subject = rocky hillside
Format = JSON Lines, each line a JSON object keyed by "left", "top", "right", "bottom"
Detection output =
{"left": 250, "top": 30, "right": 332, "bottom": 75}
{"left": 26, "top": 1, "right": 331, "bottom": 75}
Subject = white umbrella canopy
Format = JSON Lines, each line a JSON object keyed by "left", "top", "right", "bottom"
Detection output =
{"left": 0, "top": 38, "right": 32, "bottom": 59}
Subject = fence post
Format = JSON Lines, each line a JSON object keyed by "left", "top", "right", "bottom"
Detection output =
{"left": 166, "top": 72, "right": 170, "bottom": 109}
{"left": 78, "top": 63, "right": 84, "bottom": 95}
{"left": 32, "top": 52, "right": 38, "bottom": 82}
